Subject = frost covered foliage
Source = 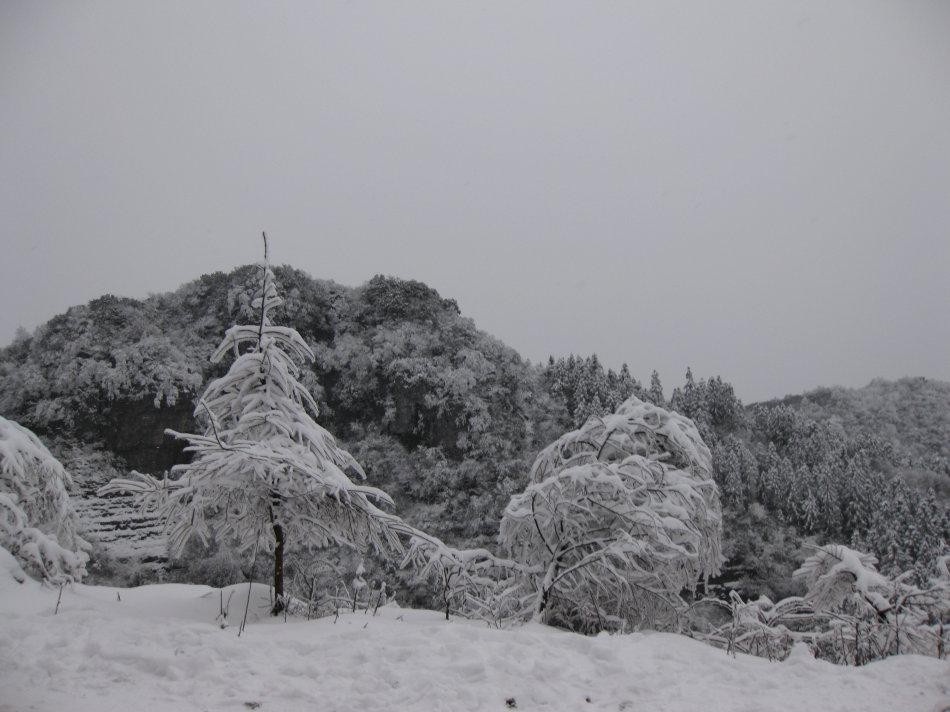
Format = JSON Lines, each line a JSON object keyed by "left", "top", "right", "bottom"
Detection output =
{"left": 750, "top": 406, "right": 948, "bottom": 584}
{"left": 102, "top": 252, "right": 423, "bottom": 613}
{"left": 795, "top": 544, "right": 892, "bottom": 616}
{"left": 696, "top": 544, "right": 950, "bottom": 665}
{"left": 0, "top": 416, "right": 88, "bottom": 583}
{"left": 0, "top": 298, "right": 203, "bottom": 430}
{"left": 778, "top": 378, "right": 950, "bottom": 474}
{"left": 541, "top": 355, "right": 646, "bottom": 427}
{"left": 316, "top": 274, "right": 559, "bottom": 461}
{"left": 499, "top": 397, "right": 723, "bottom": 632}
{"left": 397, "top": 532, "right": 526, "bottom": 624}
{"left": 4, "top": 258, "right": 947, "bottom": 599}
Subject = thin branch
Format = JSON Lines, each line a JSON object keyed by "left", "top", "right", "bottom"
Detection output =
{"left": 555, "top": 536, "right": 618, "bottom": 561}
{"left": 257, "top": 231, "right": 269, "bottom": 349}
{"left": 549, "top": 541, "right": 619, "bottom": 588}
{"left": 588, "top": 588, "right": 604, "bottom": 631}
{"left": 239, "top": 519, "right": 265, "bottom": 637}
{"left": 531, "top": 493, "right": 555, "bottom": 557}
{"left": 199, "top": 401, "right": 227, "bottom": 449}
{"left": 596, "top": 427, "right": 618, "bottom": 460}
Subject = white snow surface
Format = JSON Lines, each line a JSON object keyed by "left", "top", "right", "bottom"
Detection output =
{"left": 0, "top": 569, "right": 947, "bottom": 712}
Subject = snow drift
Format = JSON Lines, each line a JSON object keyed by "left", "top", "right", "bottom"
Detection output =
{"left": 0, "top": 563, "right": 946, "bottom": 712}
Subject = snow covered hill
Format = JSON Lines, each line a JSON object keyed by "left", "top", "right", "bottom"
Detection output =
{"left": 1, "top": 562, "right": 947, "bottom": 712}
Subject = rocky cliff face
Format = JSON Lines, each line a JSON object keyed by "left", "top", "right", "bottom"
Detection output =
{"left": 74, "top": 397, "right": 195, "bottom": 475}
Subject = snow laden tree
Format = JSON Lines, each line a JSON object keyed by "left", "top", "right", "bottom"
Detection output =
{"left": 499, "top": 397, "right": 723, "bottom": 632}
{"left": 103, "top": 238, "right": 417, "bottom": 614}
{"left": 0, "top": 415, "right": 89, "bottom": 583}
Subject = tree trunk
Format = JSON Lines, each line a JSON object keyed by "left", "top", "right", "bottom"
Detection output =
{"left": 533, "top": 559, "right": 560, "bottom": 623}
{"left": 272, "top": 522, "right": 285, "bottom": 615}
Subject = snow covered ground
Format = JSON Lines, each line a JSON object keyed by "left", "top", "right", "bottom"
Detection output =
{"left": 1, "top": 564, "right": 947, "bottom": 712}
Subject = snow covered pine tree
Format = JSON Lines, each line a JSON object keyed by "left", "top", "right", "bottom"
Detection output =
{"left": 0, "top": 415, "right": 89, "bottom": 584}
{"left": 499, "top": 397, "right": 723, "bottom": 632}
{"left": 102, "top": 236, "right": 412, "bottom": 614}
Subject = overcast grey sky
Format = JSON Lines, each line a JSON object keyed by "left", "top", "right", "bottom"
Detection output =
{"left": 1, "top": 1, "right": 948, "bottom": 402}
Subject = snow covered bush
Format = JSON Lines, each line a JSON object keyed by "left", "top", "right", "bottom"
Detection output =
{"left": 796, "top": 544, "right": 949, "bottom": 663}
{"left": 0, "top": 416, "right": 89, "bottom": 583}
{"left": 795, "top": 544, "right": 892, "bottom": 618}
{"left": 499, "top": 397, "right": 724, "bottom": 632}
{"left": 697, "top": 544, "right": 950, "bottom": 664}
{"left": 102, "top": 240, "right": 428, "bottom": 613}
{"left": 398, "top": 533, "right": 525, "bottom": 623}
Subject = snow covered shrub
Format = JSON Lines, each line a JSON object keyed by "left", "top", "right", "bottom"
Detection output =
{"left": 795, "top": 544, "right": 891, "bottom": 617}
{"left": 499, "top": 397, "right": 724, "bottom": 631}
{"left": 0, "top": 416, "right": 89, "bottom": 583}
{"left": 399, "top": 533, "right": 525, "bottom": 623}
{"left": 699, "top": 592, "right": 803, "bottom": 661}
{"left": 698, "top": 544, "right": 950, "bottom": 664}
{"left": 102, "top": 239, "right": 424, "bottom": 614}
{"left": 172, "top": 537, "right": 247, "bottom": 589}
{"left": 796, "top": 544, "right": 949, "bottom": 663}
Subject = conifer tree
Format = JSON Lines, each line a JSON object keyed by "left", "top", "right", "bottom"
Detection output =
{"left": 648, "top": 370, "right": 665, "bottom": 407}
{"left": 103, "top": 236, "right": 415, "bottom": 613}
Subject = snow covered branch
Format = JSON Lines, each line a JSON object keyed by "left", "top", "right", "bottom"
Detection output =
{"left": 0, "top": 416, "right": 89, "bottom": 583}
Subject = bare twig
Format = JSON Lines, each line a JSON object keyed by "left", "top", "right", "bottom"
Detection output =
{"left": 531, "top": 493, "right": 555, "bottom": 557}
{"left": 239, "top": 520, "right": 264, "bottom": 637}
{"left": 373, "top": 582, "right": 386, "bottom": 617}
{"left": 307, "top": 575, "right": 317, "bottom": 621}
{"left": 257, "top": 232, "right": 269, "bottom": 348}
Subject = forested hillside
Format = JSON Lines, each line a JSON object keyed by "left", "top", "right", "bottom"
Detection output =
{"left": 0, "top": 266, "right": 564, "bottom": 561}
{"left": 761, "top": 379, "right": 950, "bottom": 486}
{"left": 0, "top": 265, "right": 946, "bottom": 598}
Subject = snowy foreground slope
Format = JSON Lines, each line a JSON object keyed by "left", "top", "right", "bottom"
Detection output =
{"left": 1, "top": 571, "right": 947, "bottom": 712}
